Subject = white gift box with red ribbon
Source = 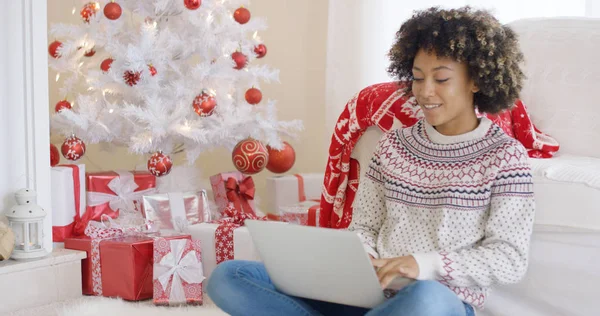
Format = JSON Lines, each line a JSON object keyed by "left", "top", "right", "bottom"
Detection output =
{"left": 265, "top": 173, "right": 324, "bottom": 214}
{"left": 51, "top": 164, "right": 86, "bottom": 242}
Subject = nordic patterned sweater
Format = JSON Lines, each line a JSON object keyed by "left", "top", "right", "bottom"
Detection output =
{"left": 348, "top": 117, "right": 535, "bottom": 309}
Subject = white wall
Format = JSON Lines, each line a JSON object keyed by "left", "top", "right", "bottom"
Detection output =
{"left": 325, "top": 0, "right": 600, "bottom": 132}
{"left": 0, "top": 1, "right": 52, "bottom": 252}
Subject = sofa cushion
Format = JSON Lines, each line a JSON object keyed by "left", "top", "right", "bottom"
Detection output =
{"left": 530, "top": 154, "right": 600, "bottom": 190}
{"left": 529, "top": 154, "right": 600, "bottom": 230}
{"left": 508, "top": 18, "right": 600, "bottom": 158}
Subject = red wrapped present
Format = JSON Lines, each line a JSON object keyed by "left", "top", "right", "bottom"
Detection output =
{"left": 153, "top": 238, "right": 204, "bottom": 305}
{"left": 141, "top": 191, "right": 212, "bottom": 233}
{"left": 210, "top": 172, "right": 255, "bottom": 215}
{"left": 64, "top": 221, "right": 189, "bottom": 301}
{"left": 267, "top": 201, "right": 321, "bottom": 227}
{"left": 86, "top": 170, "right": 157, "bottom": 215}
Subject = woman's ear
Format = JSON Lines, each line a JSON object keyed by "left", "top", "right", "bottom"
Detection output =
{"left": 471, "top": 83, "right": 480, "bottom": 93}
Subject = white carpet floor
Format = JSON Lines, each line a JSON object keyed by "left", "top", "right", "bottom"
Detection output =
{"left": 6, "top": 296, "right": 228, "bottom": 316}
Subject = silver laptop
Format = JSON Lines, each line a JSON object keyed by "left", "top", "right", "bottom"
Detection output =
{"left": 245, "top": 220, "right": 412, "bottom": 309}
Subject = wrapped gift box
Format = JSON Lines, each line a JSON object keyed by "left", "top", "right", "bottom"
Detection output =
{"left": 141, "top": 191, "right": 212, "bottom": 233}
{"left": 51, "top": 164, "right": 87, "bottom": 242}
{"left": 86, "top": 170, "right": 157, "bottom": 215}
{"left": 265, "top": 173, "right": 324, "bottom": 214}
{"left": 64, "top": 234, "right": 189, "bottom": 300}
{"left": 188, "top": 223, "right": 260, "bottom": 280}
{"left": 267, "top": 201, "right": 321, "bottom": 227}
{"left": 209, "top": 172, "right": 255, "bottom": 215}
{"left": 153, "top": 238, "right": 204, "bottom": 305}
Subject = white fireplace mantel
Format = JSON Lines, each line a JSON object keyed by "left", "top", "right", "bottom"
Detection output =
{"left": 0, "top": 0, "right": 51, "bottom": 252}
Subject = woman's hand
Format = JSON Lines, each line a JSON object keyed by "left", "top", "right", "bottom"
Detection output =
{"left": 372, "top": 255, "right": 419, "bottom": 289}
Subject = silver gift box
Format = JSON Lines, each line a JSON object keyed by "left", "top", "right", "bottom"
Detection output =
{"left": 141, "top": 191, "right": 212, "bottom": 232}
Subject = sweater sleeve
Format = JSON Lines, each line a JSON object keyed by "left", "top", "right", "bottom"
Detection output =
{"left": 347, "top": 137, "right": 388, "bottom": 259}
{"left": 413, "top": 143, "right": 535, "bottom": 287}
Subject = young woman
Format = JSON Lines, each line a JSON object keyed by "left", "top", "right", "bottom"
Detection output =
{"left": 207, "top": 6, "right": 534, "bottom": 316}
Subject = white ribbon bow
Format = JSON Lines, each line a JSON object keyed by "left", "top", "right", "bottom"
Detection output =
{"left": 156, "top": 239, "right": 205, "bottom": 304}
{"left": 87, "top": 171, "right": 157, "bottom": 212}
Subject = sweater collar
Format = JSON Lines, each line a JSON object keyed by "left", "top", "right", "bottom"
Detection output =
{"left": 423, "top": 117, "right": 493, "bottom": 144}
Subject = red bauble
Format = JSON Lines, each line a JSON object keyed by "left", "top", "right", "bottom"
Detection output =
{"left": 233, "top": 7, "right": 251, "bottom": 24}
{"left": 254, "top": 44, "right": 267, "bottom": 58}
{"left": 50, "top": 144, "right": 60, "bottom": 167}
{"left": 231, "top": 138, "right": 268, "bottom": 175}
{"left": 147, "top": 151, "right": 173, "bottom": 177}
{"left": 104, "top": 1, "right": 122, "bottom": 20}
{"left": 245, "top": 87, "right": 262, "bottom": 105}
{"left": 84, "top": 48, "right": 96, "bottom": 57}
{"left": 124, "top": 70, "right": 141, "bottom": 86}
{"left": 232, "top": 52, "right": 247, "bottom": 70}
{"left": 266, "top": 142, "right": 296, "bottom": 174}
{"left": 184, "top": 0, "right": 202, "bottom": 10}
{"left": 81, "top": 2, "right": 99, "bottom": 23}
{"left": 101, "top": 58, "right": 113, "bottom": 72}
{"left": 148, "top": 64, "right": 157, "bottom": 76}
{"left": 193, "top": 92, "right": 216, "bottom": 117}
{"left": 55, "top": 100, "right": 72, "bottom": 113}
{"left": 48, "top": 40, "right": 62, "bottom": 58}
{"left": 61, "top": 135, "right": 86, "bottom": 161}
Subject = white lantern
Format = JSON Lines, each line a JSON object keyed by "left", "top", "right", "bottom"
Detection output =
{"left": 5, "top": 189, "right": 47, "bottom": 260}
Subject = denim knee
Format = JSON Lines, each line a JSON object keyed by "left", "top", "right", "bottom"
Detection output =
{"left": 404, "top": 280, "right": 463, "bottom": 314}
{"left": 206, "top": 260, "right": 238, "bottom": 301}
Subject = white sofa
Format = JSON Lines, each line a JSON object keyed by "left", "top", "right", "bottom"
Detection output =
{"left": 349, "top": 17, "right": 600, "bottom": 316}
{"left": 479, "top": 17, "right": 600, "bottom": 316}
{"left": 350, "top": 17, "right": 600, "bottom": 316}
{"left": 267, "top": 17, "right": 599, "bottom": 315}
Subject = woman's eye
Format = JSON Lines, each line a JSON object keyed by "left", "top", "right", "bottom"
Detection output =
{"left": 412, "top": 78, "right": 424, "bottom": 81}
{"left": 436, "top": 78, "right": 449, "bottom": 83}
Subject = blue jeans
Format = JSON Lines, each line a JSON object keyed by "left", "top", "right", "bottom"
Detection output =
{"left": 207, "top": 260, "right": 475, "bottom": 316}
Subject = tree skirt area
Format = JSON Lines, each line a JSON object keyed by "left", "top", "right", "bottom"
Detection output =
{"left": 6, "top": 296, "right": 228, "bottom": 316}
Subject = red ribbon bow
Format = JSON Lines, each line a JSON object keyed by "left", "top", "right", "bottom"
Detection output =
{"left": 225, "top": 176, "right": 255, "bottom": 214}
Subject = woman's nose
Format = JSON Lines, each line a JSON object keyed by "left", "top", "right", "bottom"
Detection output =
{"left": 419, "top": 80, "right": 436, "bottom": 98}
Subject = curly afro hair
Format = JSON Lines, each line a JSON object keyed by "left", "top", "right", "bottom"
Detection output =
{"left": 388, "top": 6, "right": 525, "bottom": 114}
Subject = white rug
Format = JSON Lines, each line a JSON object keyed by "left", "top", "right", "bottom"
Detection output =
{"left": 6, "top": 296, "right": 228, "bottom": 316}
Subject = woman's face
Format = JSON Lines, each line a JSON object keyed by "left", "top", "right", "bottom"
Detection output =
{"left": 411, "top": 49, "right": 479, "bottom": 135}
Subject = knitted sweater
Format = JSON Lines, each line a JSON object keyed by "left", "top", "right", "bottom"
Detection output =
{"left": 348, "top": 117, "right": 535, "bottom": 309}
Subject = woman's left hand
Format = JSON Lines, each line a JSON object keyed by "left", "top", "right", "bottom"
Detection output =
{"left": 372, "top": 255, "right": 419, "bottom": 289}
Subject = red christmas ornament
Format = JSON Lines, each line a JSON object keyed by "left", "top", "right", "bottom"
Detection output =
{"left": 61, "top": 135, "right": 86, "bottom": 161}
{"left": 104, "top": 1, "right": 122, "bottom": 20}
{"left": 48, "top": 40, "right": 62, "bottom": 58}
{"left": 245, "top": 87, "right": 262, "bottom": 105}
{"left": 147, "top": 151, "right": 173, "bottom": 177}
{"left": 254, "top": 44, "right": 267, "bottom": 58}
{"left": 233, "top": 7, "right": 251, "bottom": 24}
{"left": 148, "top": 64, "right": 157, "bottom": 76}
{"left": 55, "top": 100, "right": 72, "bottom": 113}
{"left": 50, "top": 144, "right": 60, "bottom": 167}
{"left": 101, "top": 58, "right": 113, "bottom": 72}
{"left": 266, "top": 142, "right": 296, "bottom": 174}
{"left": 232, "top": 52, "right": 247, "bottom": 70}
{"left": 184, "top": 0, "right": 202, "bottom": 10}
{"left": 81, "top": 2, "right": 99, "bottom": 23}
{"left": 231, "top": 138, "right": 268, "bottom": 175}
{"left": 124, "top": 70, "right": 141, "bottom": 86}
{"left": 84, "top": 48, "right": 96, "bottom": 57}
{"left": 193, "top": 92, "right": 216, "bottom": 117}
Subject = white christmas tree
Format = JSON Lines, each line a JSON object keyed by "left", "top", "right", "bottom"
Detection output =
{"left": 49, "top": 0, "right": 302, "bottom": 177}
